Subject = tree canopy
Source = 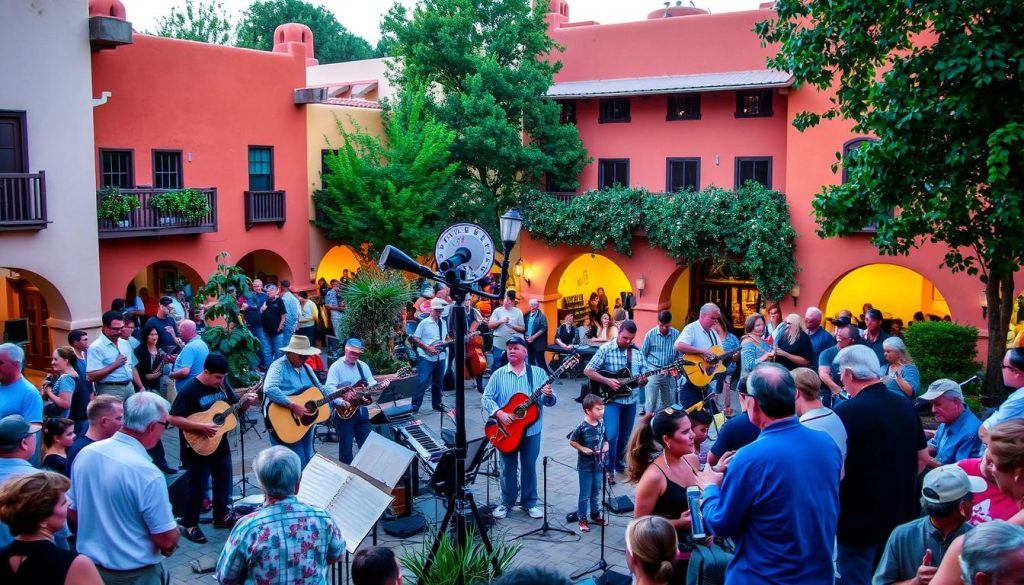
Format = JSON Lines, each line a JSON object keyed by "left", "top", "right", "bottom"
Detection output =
{"left": 150, "top": 0, "right": 233, "bottom": 45}
{"left": 236, "top": 0, "right": 378, "bottom": 64}
{"left": 313, "top": 88, "right": 459, "bottom": 264}
{"left": 756, "top": 0, "right": 1024, "bottom": 397}
{"left": 380, "top": 0, "right": 589, "bottom": 228}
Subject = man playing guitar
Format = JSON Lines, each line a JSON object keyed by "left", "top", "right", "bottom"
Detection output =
{"left": 481, "top": 335, "right": 555, "bottom": 520}
{"left": 674, "top": 303, "right": 724, "bottom": 409}
{"left": 262, "top": 335, "right": 325, "bottom": 467}
{"left": 167, "top": 353, "right": 257, "bottom": 544}
{"left": 584, "top": 320, "right": 648, "bottom": 485}
{"left": 326, "top": 337, "right": 375, "bottom": 464}
{"left": 410, "top": 298, "right": 450, "bottom": 413}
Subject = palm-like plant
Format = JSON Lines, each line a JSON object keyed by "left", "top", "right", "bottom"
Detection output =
{"left": 401, "top": 527, "right": 521, "bottom": 585}
{"left": 340, "top": 267, "right": 415, "bottom": 374}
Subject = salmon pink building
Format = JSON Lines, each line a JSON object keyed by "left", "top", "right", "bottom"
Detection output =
{"left": 514, "top": 0, "right": 1024, "bottom": 348}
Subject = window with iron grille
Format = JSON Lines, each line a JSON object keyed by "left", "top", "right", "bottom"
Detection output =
{"left": 153, "top": 150, "right": 182, "bottom": 190}
{"left": 248, "top": 146, "right": 273, "bottom": 191}
{"left": 598, "top": 159, "right": 629, "bottom": 189}
{"left": 598, "top": 98, "right": 630, "bottom": 123}
{"left": 100, "top": 149, "right": 134, "bottom": 189}
{"left": 559, "top": 101, "right": 577, "bottom": 124}
{"left": 667, "top": 158, "right": 700, "bottom": 192}
{"left": 667, "top": 94, "right": 701, "bottom": 120}
{"left": 735, "top": 157, "right": 772, "bottom": 189}
{"left": 735, "top": 90, "right": 773, "bottom": 118}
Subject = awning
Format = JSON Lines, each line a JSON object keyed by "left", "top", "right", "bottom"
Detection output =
{"left": 546, "top": 70, "right": 793, "bottom": 99}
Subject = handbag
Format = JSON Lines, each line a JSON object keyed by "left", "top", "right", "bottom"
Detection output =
{"left": 684, "top": 539, "right": 733, "bottom": 585}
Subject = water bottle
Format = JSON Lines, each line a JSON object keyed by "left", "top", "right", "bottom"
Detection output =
{"left": 687, "top": 486, "right": 706, "bottom": 538}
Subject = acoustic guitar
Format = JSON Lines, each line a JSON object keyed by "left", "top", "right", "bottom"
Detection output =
{"left": 484, "top": 353, "right": 580, "bottom": 453}
{"left": 267, "top": 381, "right": 361, "bottom": 445}
{"left": 183, "top": 380, "right": 262, "bottom": 457}
{"left": 681, "top": 346, "right": 741, "bottom": 387}
{"left": 588, "top": 358, "right": 694, "bottom": 402}
{"left": 334, "top": 366, "right": 412, "bottom": 420}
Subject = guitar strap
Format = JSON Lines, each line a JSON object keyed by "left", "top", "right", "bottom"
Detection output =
{"left": 626, "top": 346, "right": 633, "bottom": 373}
{"left": 356, "top": 361, "right": 372, "bottom": 385}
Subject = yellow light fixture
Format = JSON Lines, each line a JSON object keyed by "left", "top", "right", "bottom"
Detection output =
{"left": 980, "top": 291, "right": 988, "bottom": 319}
{"left": 636, "top": 274, "right": 646, "bottom": 298}
{"left": 514, "top": 258, "right": 530, "bottom": 286}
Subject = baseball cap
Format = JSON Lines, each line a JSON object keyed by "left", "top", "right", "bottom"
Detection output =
{"left": 865, "top": 309, "right": 884, "bottom": 321}
{"left": 830, "top": 316, "right": 852, "bottom": 327}
{"left": 506, "top": 335, "right": 528, "bottom": 348}
{"left": 344, "top": 338, "right": 365, "bottom": 353}
{"left": 919, "top": 378, "right": 963, "bottom": 402}
{"left": 921, "top": 464, "right": 986, "bottom": 504}
{"left": 0, "top": 415, "right": 41, "bottom": 453}
{"left": 159, "top": 296, "right": 174, "bottom": 306}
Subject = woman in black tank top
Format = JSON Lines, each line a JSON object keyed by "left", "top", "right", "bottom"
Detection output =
{"left": 626, "top": 406, "right": 701, "bottom": 541}
{"left": 0, "top": 472, "right": 102, "bottom": 585}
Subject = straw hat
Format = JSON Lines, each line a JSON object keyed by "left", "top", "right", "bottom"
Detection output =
{"left": 280, "top": 335, "right": 321, "bottom": 356}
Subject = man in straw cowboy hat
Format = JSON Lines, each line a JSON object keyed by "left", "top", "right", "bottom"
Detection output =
{"left": 262, "top": 335, "right": 326, "bottom": 467}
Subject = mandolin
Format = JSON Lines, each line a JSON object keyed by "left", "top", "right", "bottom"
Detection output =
{"left": 333, "top": 366, "right": 412, "bottom": 419}
{"left": 484, "top": 353, "right": 580, "bottom": 453}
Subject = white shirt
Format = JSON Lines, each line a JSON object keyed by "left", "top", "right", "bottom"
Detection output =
{"left": 676, "top": 320, "right": 718, "bottom": 352}
{"left": 490, "top": 306, "right": 524, "bottom": 350}
{"left": 799, "top": 407, "right": 848, "bottom": 461}
{"left": 69, "top": 433, "right": 177, "bottom": 570}
{"left": 86, "top": 334, "right": 134, "bottom": 382}
{"left": 326, "top": 358, "right": 374, "bottom": 406}
{"left": 412, "top": 316, "right": 448, "bottom": 362}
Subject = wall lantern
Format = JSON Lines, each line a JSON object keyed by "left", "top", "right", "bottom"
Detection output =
{"left": 980, "top": 291, "right": 988, "bottom": 319}
{"left": 514, "top": 258, "right": 530, "bottom": 286}
{"left": 790, "top": 283, "right": 801, "bottom": 306}
{"left": 636, "top": 274, "right": 646, "bottom": 298}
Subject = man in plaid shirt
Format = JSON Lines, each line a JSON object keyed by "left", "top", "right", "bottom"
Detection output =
{"left": 584, "top": 320, "right": 648, "bottom": 485}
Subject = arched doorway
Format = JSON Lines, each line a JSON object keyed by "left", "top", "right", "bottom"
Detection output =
{"left": 822, "top": 263, "right": 951, "bottom": 325}
{"left": 545, "top": 253, "right": 633, "bottom": 324}
{"left": 237, "top": 249, "right": 292, "bottom": 287}
{"left": 315, "top": 245, "right": 361, "bottom": 285}
{"left": 0, "top": 267, "right": 72, "bottom": 371}
{"left": 658, "top": 266, "right": 692, "bottom": 330}
{"left": 123, "top": 260, "right": 204, "bottom": 317}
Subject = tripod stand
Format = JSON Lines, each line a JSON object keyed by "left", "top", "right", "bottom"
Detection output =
{"left": 514, "top": 456, "right": 575, "bottom": 540}
{"left": 229, "top": 377, "right": 263, "bottom": 499}
{"left": 571, "top": 468, "right": 609, "bottom": 580}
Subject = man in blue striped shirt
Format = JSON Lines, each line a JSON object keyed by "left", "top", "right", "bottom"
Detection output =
{"left": 482, "top": 335, "right": 555, "bottom": 520}
{"left": 641, "top": 310, "right": 681, "bottom": 414}
{"left": 584, "top": 320, "right": 648, "bottom": 484}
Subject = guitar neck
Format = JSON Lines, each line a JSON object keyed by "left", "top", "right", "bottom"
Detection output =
{"left": 620, "top": 362, "right": 676, "bottom": 386}
{"left": 522, "top": 359, "right": 575, "bottom": 408}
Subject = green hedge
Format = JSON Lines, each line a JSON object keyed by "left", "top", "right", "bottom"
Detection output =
{"left": 904, "top": 321, "right": 981, "bottom": 388}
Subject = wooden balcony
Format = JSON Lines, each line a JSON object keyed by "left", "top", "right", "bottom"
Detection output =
{"left": 244, "top": 190, "right": 286, "bottom": 230}
{"left": 0, "top": 172, "right": 48, "bottom": 231}
{"left": 97, "top": 187, "right": 217, "bottom": 239}
{"left": 544, "top": 191, "right": 578, "bottom": 202}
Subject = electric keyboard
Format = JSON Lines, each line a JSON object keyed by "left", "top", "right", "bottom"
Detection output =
{"left": 396, "top": 420, "right": 449, "bottom": 472}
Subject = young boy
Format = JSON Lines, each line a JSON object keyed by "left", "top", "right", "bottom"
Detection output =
{"left": 567, "top": 394, "right": 609, "bottom": 532}
{"left": 688, "top": 409, "right": 714, "bottom": 467}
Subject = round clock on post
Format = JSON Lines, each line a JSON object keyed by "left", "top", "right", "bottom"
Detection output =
{"left": 434, "top": 223, "right": 495, "bottom": 285}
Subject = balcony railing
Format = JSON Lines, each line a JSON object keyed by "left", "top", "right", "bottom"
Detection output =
{"left": 544, "top": 191, "right": 578, "bottom": 202}
{"left": 244, "top": 190, "right": 286, "bottom": 230}
{"left": 97, "top": 187, "right": 217, "bottom": 239}
{"left": 0, "top": 172, "right": 48, "bottom": 231}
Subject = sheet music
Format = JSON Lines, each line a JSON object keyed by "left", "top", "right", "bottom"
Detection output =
{"left": 351, "top": 432, "right": 415, "bottom": 489}
{"left": 298, "top": 454, "right": 394, "bottom": 553}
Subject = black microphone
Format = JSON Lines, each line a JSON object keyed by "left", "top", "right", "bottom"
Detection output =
{"left": 439, "top": 247, "right": 472, "bottom": 274}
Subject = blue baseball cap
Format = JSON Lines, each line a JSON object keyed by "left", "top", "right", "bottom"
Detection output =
{"left": 344, "top": 338, "right": 365, "bottom": 353}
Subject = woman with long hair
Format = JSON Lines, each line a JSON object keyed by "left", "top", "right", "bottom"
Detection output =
{"left": 40, "top": 418, "right": 74, "bottom": 477}
{"left": 739, "top": 313, "right": 774, "bottom": 379}
{"left": 588, "top": 292, "right": 602, "bottom": 324}
{"left": 0, "top": 472, "right": 102, "bottom": 584}
{"left": 773, "top": 313, "right": 812, "bottom": 370}
{"left": 764, "top": 304, "right": 783, "bottom": 340}
{"left": 42, "top": 347, "right": 77, "bottom": 419}
{"left": 627, "top": 407, "right": 699, "bottom": 542}
{"left": 625, "top": 516, "right": 678, "bottom": 585}
{"left": 880, "top": 337, "right": 921, "bottom": 398}
{"left": 590, "top": 312, "right": 617, "bottom": 346}
{"left": 133, "top": 324, "right": 166, "bottom": 393}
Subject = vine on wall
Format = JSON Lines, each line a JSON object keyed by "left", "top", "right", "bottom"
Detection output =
{"left": 523, "top": 183, "right": 798, "bottom": 302}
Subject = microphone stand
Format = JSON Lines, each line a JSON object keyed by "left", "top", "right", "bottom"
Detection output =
{"left": 514, "top": 456, "right": 575, "bottom": 540}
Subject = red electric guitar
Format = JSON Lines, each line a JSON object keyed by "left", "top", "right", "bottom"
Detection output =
{"left": 484, "top": 353, "right": 580, "bottom": 453}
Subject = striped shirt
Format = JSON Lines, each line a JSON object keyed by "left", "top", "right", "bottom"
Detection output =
{"left": 216, "top": 496, "right": 344, "bottom": 585}
{"left": 482, "top": 363, "right": 556, "bottom": 438}
{"left": 585, "top": 340, "right": 648, "bottom": 405}
{"left": 641, "top": 326, "right": 680, "bottom": 368}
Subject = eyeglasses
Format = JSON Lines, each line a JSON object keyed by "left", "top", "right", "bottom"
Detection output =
{"left": 105, "top": 325, "right": 123, "bottom": 331}
{"left": 152, "top": 420, "right": 171, "bottom": 430}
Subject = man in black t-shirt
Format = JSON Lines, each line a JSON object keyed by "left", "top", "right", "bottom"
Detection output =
{"left": 144, "top": 297, "right": 183, "bottom": 351}
{"left": 833, "top": 345, "right": 928, "bottom": 585}
{"left": 168, "top": 353, "right": 256, "bottom": 544}
{"left": 261, "top": 284, "right": 287, "bottom": 369}
{"left": 708, "top": 407, "right": 760, "bottom": 467}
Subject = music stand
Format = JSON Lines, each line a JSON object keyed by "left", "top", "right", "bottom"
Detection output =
{"left": 227, "top": 377, "right": 262, "bottom": 498}
{"left": 513, "top": 456, "right": 575, "bottom": 540}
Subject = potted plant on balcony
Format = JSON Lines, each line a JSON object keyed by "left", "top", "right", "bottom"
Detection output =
{"left": 149, "top": 188, "right": 210, "bottom": 225}
{"left": 97, "top": 187, "right": 140, "bottom": 228}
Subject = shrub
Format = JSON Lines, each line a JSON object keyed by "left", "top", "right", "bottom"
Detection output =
{"left": 340, "top": 267, "right": 414, "bottom": 373}
{"left": 904, "top": 321, "right": 981, "bottom": 389}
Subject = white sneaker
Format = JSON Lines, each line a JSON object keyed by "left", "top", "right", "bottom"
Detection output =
{"left": 492, "top": 505, "right": 508, "bottom": 519}
{"left": 527, "top": 506, "right": 543, "bottom": 519}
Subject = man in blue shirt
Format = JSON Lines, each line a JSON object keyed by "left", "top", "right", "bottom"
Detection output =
{"left": 482, "top": 335, "right": 556, "bottom": 520}
{"left": 170, "top": 320, "right": 209, "bottom": 390}
{"left": 919, "top": 379, "right": 982, "bottom": 467}
{"left": 980, "top": 347, "right": 1024, "bottom": 444}
{"left": 640, "top": 310, "right": 680, "bottom": 414}
{"left": 0, "top": 343, "right": 44, "bottom": 426}
{"left": 697, "top": 363, "right": 842, "bottom": 585}
{"left": 804, "top": 307, "right": 836, "bottom": 369}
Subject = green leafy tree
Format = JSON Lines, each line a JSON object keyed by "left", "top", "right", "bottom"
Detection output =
{"left": 313, "top": 88, "right": 459, "bottom": 263}
{"left": 197, "top": 253, "right": 261, "bottom": 388}
{"left": 150, "top": 0, "right": 233, "bottom": 45}
{"left": 757, "top": 0, "right": 1024, "bottom": 399}
{"left": 380, "top": 0, "right": 589, "bottom": 226}
{"left": 235, "top": 0, "right": 377, "bottom": 64}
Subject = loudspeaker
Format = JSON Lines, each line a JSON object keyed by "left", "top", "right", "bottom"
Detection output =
{"left": 382, "top": 514, "right": 427, "bottom": 538}
{"left": 606, "top": 495, "right": 634, "bottom": 514}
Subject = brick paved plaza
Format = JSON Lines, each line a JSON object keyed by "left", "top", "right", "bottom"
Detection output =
{"left": 162, "top": 376, "right": 645, "bottom": 584}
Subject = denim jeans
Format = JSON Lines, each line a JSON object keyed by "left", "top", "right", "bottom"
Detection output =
{"left": 603, "top": 401, "right": 637, "bottom": 473}
{"left": 270, "top": 428, "right": 315, "bottom": 469}
{"left": 413, "top": 356, "right": 444, "bottom": 411}
{"left": 679, "top": 380, "right": 708, "bottom": 409}
{"left": 249, "top": 326, "right": 269, "bottom": 369}
{"left": 183, "top": 453, "right": 232, "bottom": 528}
{"left": 500, "top": 432, "right": 541, "bottom": 509}
{"left": 491, "top": 348, "right": 507, "bottom": 370}
{"left": 262, "top": 331, "right": 284, "bottom": 366}
{"left": 334, "top": 407, "right": 371, "bottom": 465}
{"left": 836, "top": 543, "right": 883, "bottom": 585}
{"left": 645, "top": 374, "right": 677, "bottom": 413}
{"left": 331, "top": 314, "right": 344, "bottom": 340}
{"left": 577, "top": 467, "right": 602, "bottom": 518}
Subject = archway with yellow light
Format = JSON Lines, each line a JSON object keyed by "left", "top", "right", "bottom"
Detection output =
{"left": 544, "top": 253, "right": 633, "bottom": 324}
{"left": 314, "top": 245, "right": 361, "bottom": 286}
{"left": 822, "top": 263, "right": 951, "bottom": 325}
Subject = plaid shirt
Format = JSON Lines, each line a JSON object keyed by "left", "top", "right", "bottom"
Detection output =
{"left": 641, "top": 326, "right": 680, "bottom": 368}
{"left": 216, "top": 496, "right": 345, "bottom": 585}
{"left": 585, "top": 340, "right": 648, "bottom": 405}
